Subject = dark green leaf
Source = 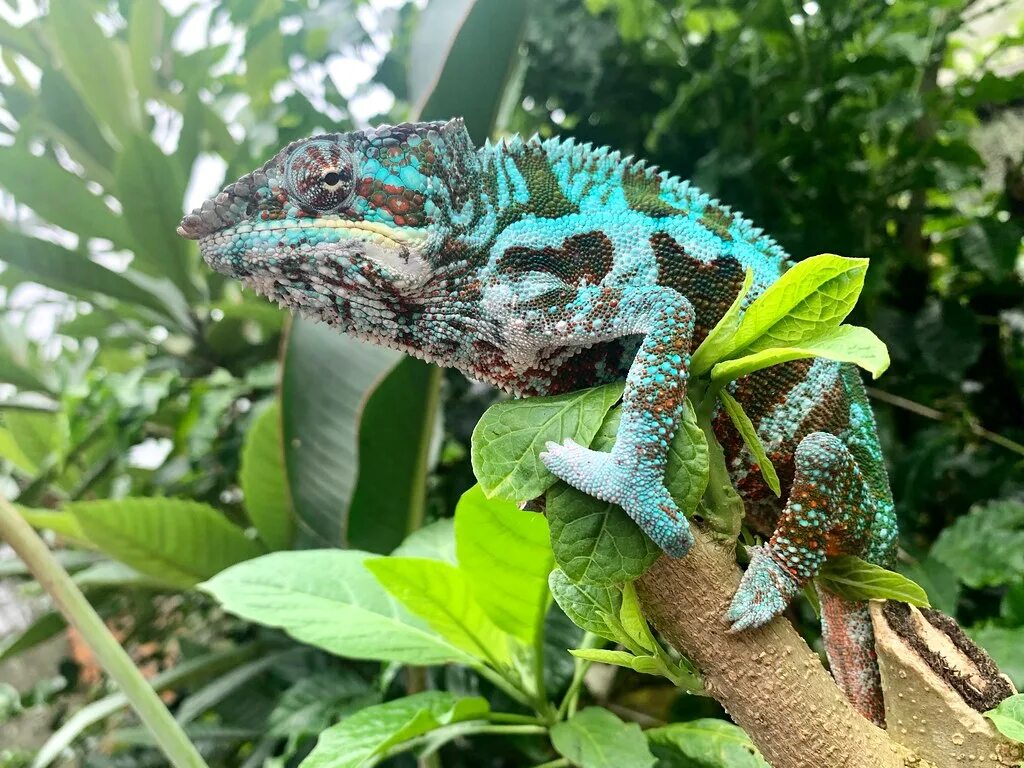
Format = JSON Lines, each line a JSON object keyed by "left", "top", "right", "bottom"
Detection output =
{"left": 931, "top": 501, "right": 1024, "bottom": 589}
{"left": 240, "top": 401, "right": 294, "bottom": 550}
{"left": 550, "top": 707, "right": 655, "bottom": 768}
{"left": 647, "top": 719, "right": 769, "bottom": 767}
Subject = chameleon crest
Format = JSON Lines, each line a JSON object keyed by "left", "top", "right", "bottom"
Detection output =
{"left": 182, "top": 120, "right": 897, "bottom": 727}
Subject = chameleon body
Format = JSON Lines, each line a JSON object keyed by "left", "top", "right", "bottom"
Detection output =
{"left": 179, "top": 119, "right": 898, "bottom": 725}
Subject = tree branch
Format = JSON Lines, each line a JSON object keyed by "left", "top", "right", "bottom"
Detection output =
{"left": 635, "top": 529, "right": 929, "bottom": 768}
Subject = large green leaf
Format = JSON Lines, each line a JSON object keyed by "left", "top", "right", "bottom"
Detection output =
{"left": 44, "top": 2, "right": 140, "bottom": 141}
{"left": 454, "top": 484, "right": 553, "bottom": 643}
{"left": 550, "top": 707, "right": 655, "bottom": 768}
{"left": 0, "top": 146, "right": 130, "bottom": 246}
{"left": 646, "top": 719, "right": 770, "bottom": 767}
{"left": 115, "top": 134, "right": 195, "bottom": 295}
{"left": 720, "top": 255, "right": 869, "bottom": 359}
{"left": 548, "top": 568, "right": 622, "bottom": 641}
{"left": 710, "top": 325, "right": 890, "bottom": 383}
{"left": 202, "top": 550, "right": 473, "bottom": 665}
{"left": 0, "top": 231, "right": 187, "bottom": 329}
{"left": 240, "top": 401, "right": 294, "bottom": 550}
{"left": 985, "top": 694, "right": 1024, "bottom": 744}
{"left": 816, "top": 556, "right": 929, "bottom": 607}
{"left": 365, "top": 557, "right": 512, "bottom": 665}
{"left": 280, "top": 321, "right": 402, "bottom": 547}
{"left": 65, "top": 498, "right": 265, "bottom": 589}
{"left": 472, "top": 384, "right": 623, "bottom": 501}
{"left": 0, "top": 425, "right": 39, "bottom": 474}
{"left": 410, "top": 0, "right": 529, "bottom": 139}
{"left": 299, "top": 692, "right": 489, "bottom": 768}
{"left": 931, "top": 501, "right": 1024, "bottom": 589}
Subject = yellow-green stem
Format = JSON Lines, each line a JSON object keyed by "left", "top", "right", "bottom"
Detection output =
{"left": 0, "top": 494, "right": 208, "bottom": 768}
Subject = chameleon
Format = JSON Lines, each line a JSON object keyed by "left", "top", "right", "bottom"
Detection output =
{"left": 178, "top": 118, "right": 898, "bottom": 725}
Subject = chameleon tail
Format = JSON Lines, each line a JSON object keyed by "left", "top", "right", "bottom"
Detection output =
{"left": 817, "top": 587, "right": 885, "bottom": 726}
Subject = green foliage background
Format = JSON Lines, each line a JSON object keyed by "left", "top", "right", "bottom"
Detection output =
{"left": 0, "top": 0, "right": 1022, "bottom": 766}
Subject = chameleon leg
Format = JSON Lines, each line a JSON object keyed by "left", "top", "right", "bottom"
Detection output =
{"left": 816, "top": 587, "right": 885, "bottom": 725}
{"left": 539, "top": 287, "right": 695, "bottom": 556}
{"left": 726, "top": 431, "right": 891, "bottom": 631}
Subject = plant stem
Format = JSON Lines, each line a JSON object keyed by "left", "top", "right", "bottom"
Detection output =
{"left": 556, "top": 631, "right": 599, "bottom": 719}
{"left": 474, "top": 663, "right": 537, "bottom": 711}
{"left": 0, "top": 494, "right": 209, "bottom": 768}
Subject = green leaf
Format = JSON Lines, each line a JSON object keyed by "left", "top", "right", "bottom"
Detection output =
{"left": 568, "top": 648, "right": 636, "bottom": 667}
{"left": 722, "top": 255, "right": 869, "bottom": 358}
{"left": 410, "top": 0, "right": 529, "bottom": 140}
{"left": 0, "top": 425, "right": 39, "bottom": 473}
{"left": 550, "top": 707, "right": 656, "bottom": 768}
{"left": 240, "top": 401, "right": 294, "bottom": 550}
{"left": 0, "top": 611, "right": 66, "bottom": 663}
{"left": 658, "top": 400, "right": 709, "bottom": 519}
{"left": 0, "top": 146, "right": 130, "bottom": 246}
{"left": 299, "top": 692, "right": 489, "bottom": 768}
{"left": 268, "top": 671, "right": 376, "bottom": 740}
{"left": 549, "top": 568, "right": 622, "bottom": 640}
{"left": 365, "top": 557, "right": 512, "bottom": 665}
{"left": 454, "top": 484, "right": 553, "bottom": 643}
{"left": 547, "top": 481, "right": 661, "bottom": 586}
{"left": 18, "top": 509, "right": 90, "bottom": 545}
{"left": 45, "top": 2, "right": 140, "bottom": 140}
{"left": 115, "top": 134, "right": 194, "bottom": 295}
{"left": 718, "top": 390, "right": 781, "bottom": 496}
{"left": 72, "top": 561, "right": 167, "bottom": 591}
{"left": 711, "top": 325, "right": 890, "bottom": 383}
{"left": 691, "top": 268, "right": 753, "bottom": 375}
{"left": 472, "top": 383, "right": 623, "bottom": 502}
{"left": 816, "top": 556, "right": 930, "bottom": 607}
{"left": 931, "top": 501, "right": 1024, "bottom": 589}
{"left": 4, "top": 410, "right": 65, "bottom": 468}
{"left": 647, "top": 719, "right": 770, "bottom": 767}
{"left": 985, "top": 694, "right": 1024, "bottom": 744}
{"left": 202, "top": 550, "right": 472, "bottom": 665}
{"left": 618, "top": 582, "right": 656, "bottom": 652}
{"left": 66, "top": 498, "right": 264, "bottom": 588}
{"left": 280, "top": 320, "right": 401, "bottom": 547}
{"left": 392, "top": 519, "right": 457, "bottom": 563}
{"left": 0, "top": 231, "right": 186, "bottom": 328}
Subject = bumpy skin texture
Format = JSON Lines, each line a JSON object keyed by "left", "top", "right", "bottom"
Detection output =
{"left": 179, "top": 118, "right": 898, "bottom": 725}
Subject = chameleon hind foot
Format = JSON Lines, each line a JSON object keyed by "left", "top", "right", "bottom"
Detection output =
{"left": 726, "top": 545, "right": 802, "bottom": 631}
{"left": 541, "top": 438, "right": 694, "bottom": 557}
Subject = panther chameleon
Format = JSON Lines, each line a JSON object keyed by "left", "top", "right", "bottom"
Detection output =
{"left": 178, "top": 118, "right": 898, "bottom": 726}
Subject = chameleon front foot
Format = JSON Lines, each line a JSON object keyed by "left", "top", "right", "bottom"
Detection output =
{"left": 726, "top": 545, "right": 802, "bottom": 632}
{"left": 540, "top": 439, "right": 694, "bottom": 557}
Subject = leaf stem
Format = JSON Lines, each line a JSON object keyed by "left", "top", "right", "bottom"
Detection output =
{"left": 0, "top": 493, "right": 209, "bottom": 768}
{"left": 474, "top": 663, "right": 537, "bottom": 711}
{"left": 556, "top": 631, "right": 599, "bottom": 719}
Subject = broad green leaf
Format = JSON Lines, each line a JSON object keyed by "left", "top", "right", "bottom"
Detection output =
{"left": 971, "top": 626, "right": 1024, "bottom": 690}
{"left": 816, "top": 556, "right": 929, "bottom": 607}
{"left": 299, "top": 692, "right": 489, "bottom": 768}
{"left": 410, "top": 0, "right": 529, "bottom": 140}
{"left": 0, "top": 147, "right": 130, "bottom": 246}
{"left": 549, "top": 568, "right": 622, "bottom": 640}
{"left": 0, "top": 231, "right": 186, "bottom": 328}
{"left": 691, "top": 268, "right": 753, "bottom": 375}
{"left": 203, "top": 550, "right": 472, "bottom": 665}
{"left": 723, "top": 255, "right": 869, "bottom": 358}
{"left": 0, "top": 425, "right": 38, "bottom": 473}
{"left": 0, "top": 612, "right": 66, "bottom": 663}
{"left": 985, "top": 694, "right": 1024, "bottom": 744}
{"left": 4, "top": 410, "right": 65, "bottom": 468}
{"left": 897, "top": 555, "right": 960, "bottom": 615}
{"left": 711, "top": 325, "right": 890, "bottom": 383}
{"left": 931, "top": 501, "right": 1024, "bottom": 589}
{"left": 347, "top": 357, "right": 442, "bottom": 554}
{"left": 392, "top": 519, "right": 456, "bottom": 563}
{"left": 268, "top": 671, "right": 377, "bottom": 740}
{"left": 550, "top": 707, "right": 656, "bottom": 768}
{"left": 67, "top": 498, "right": 264, "bottom": 588}
{"left": 472, "top": 383, "right": 623, "bottom": 501}
{"left": 647, "top": 719, "right": 770, "bottom": 767}
{"left": 45, "top": 2, "right": 140, "bottom": 140}
{"left": 366, "top": 557, "right": 512, "bottom": 665}
{"left": 280, "top": 320, "right": 401, "bottom": 547}
{"left": 718, "top": 390, "right": 781, "bottom": 496}
{"left": 547, "top": 482, "right": 661, "bottom": 586}
{"left": 240, "top": 401, "right": 294, "bottom": 550}
{"left": 454, "top": 484, "right": 553, "bottom": 643}
{"left": 19, "top": 509, "right": 90, "bottom": 546}
{"left": 116, "top": 135, "right": 194, "bottom": 295}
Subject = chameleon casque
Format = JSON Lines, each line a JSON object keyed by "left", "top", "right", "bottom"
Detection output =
{"left": 178, "top": 118, "right": 898, "bottom": 725}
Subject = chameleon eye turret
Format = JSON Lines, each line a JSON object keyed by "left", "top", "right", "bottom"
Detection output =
{"left": 182, "top": 120, "right": 899, "bottom": 727}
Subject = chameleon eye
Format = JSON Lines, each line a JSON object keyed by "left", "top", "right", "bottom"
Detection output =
{"left": 286, "top": 140, "right": 354, "bottom": 212}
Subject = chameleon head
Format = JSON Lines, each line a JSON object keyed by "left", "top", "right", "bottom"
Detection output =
{"left": 177, "top": 118, "right": 479, "bottom": 329}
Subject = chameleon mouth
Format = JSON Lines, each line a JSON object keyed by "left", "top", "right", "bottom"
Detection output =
{"left": 185, "top": 216, "right": 427, "bottom": 251}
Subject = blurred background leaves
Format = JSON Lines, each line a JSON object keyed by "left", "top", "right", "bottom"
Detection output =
{"left": 0, "top": 0, "right": 1021, "bottom": 765}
